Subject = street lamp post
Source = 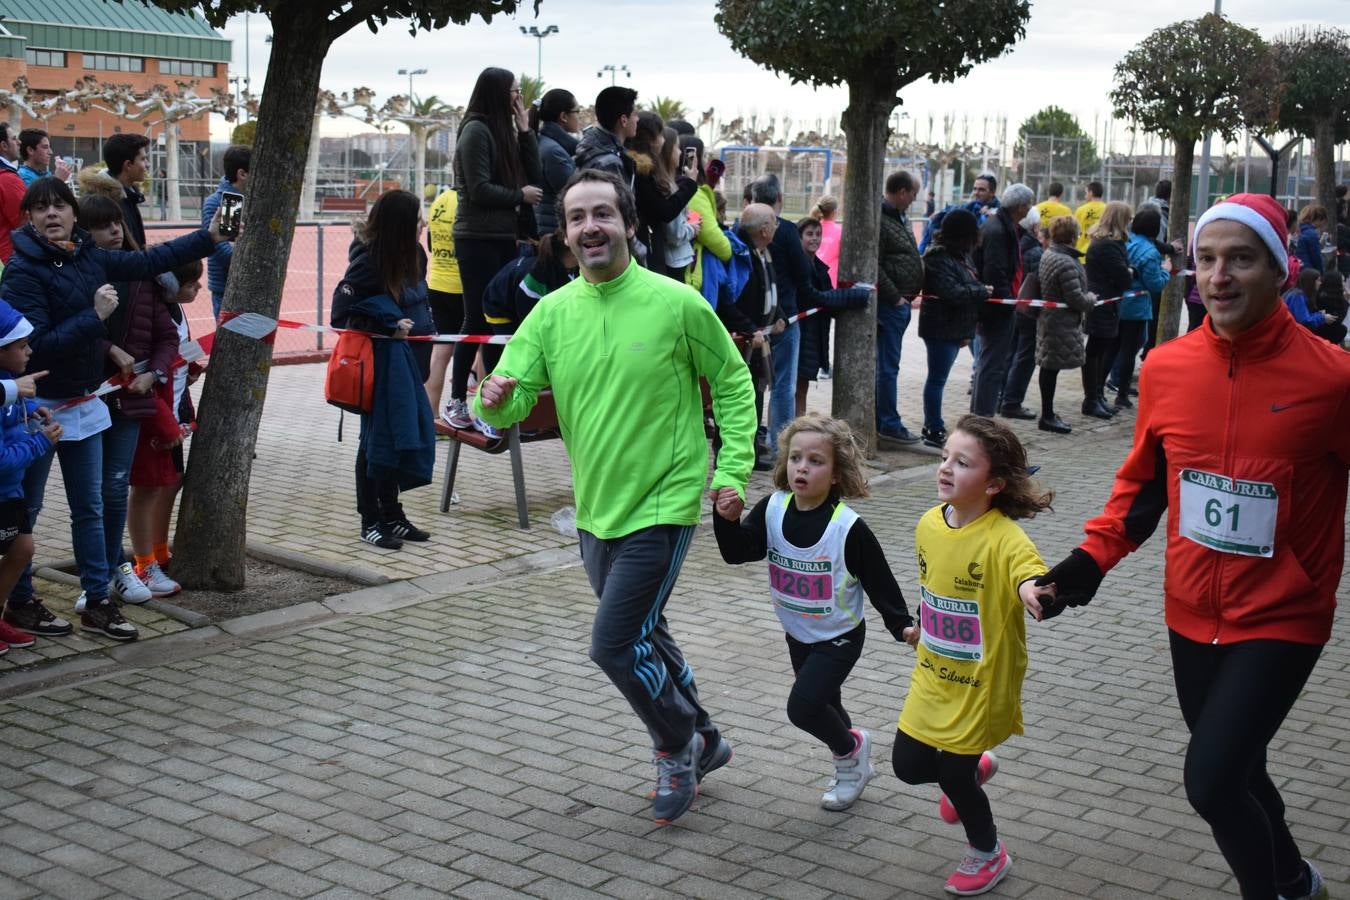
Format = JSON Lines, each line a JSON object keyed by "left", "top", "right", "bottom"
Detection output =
{"left": 597, "top": 64, "right": 631, "bottom": 86}
{"left": 519, "top": 25, "right": 559, "bottom": 83}
{"left": 396, "top": 68, "right": 427, "bottom": 190}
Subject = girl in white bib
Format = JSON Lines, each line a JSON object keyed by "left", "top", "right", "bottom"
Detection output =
{"left": 713, "top": 413, "right": 917, "bottom": 812}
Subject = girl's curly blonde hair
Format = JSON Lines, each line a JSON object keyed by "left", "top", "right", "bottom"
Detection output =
{"left": 951, "top": 414, "right": 1053, "bottom": 520}
{"left": 771, "top": 413, "right": 870, "bottom": 499}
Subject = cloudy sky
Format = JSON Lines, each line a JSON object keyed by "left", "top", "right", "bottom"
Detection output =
{"left": 211, "top": 1, "right": 1344, "bottom": 149}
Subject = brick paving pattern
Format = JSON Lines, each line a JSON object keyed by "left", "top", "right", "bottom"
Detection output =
{"left": 0, "top": 326, "right": 1346, "bottom": 897}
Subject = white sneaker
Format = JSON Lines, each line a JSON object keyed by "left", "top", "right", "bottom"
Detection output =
{"left": 139, "top": 562, "right": 181, "bottom": 598}
{"left": 472, "top": 416, "right": 501, "bottom": 440}
{"left": 822, "top": 728, "right": 875, "bottom": 811}
{"left": 109, "top": 562, "right": 152, "bottom": 605}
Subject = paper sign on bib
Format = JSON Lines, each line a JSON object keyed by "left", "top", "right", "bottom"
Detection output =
{"left": 1178, "top": 468, "right": 1277, "bottom": 558}
{"left": 768, "top": 550, "right": 833, "bottom": 615}
{"left": 919, "top": 585, "right": 983, "bottom": 661}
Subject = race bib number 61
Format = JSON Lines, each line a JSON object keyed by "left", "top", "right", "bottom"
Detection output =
{"left": 1178, "top": 468, "right": 1277, "bottom": 558}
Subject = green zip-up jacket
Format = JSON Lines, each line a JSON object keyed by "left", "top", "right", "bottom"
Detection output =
{"left": 473, "top": 259, "right": 756, "bottom": 539}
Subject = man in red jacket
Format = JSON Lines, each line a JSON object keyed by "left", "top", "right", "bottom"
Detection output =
{"left": 1040, "top": 193, "right": 1349, "bottom": 900}
{"left": 0, "top": 124, "right": 25, "bottom": 263}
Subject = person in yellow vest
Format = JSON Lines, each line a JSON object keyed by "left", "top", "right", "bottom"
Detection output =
{"left": 1034, "top": 181, "right": 1070, "bottom": 224}
{"left": 1073, "top": 181, "right": 1105, "bottom": 255}
{"left": 424, "top": 185, "right": 461, "bottom": 420}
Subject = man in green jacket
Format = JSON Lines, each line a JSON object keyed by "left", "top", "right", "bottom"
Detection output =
{"left": 476, "top": 169, "right": 757, "bottom": 825}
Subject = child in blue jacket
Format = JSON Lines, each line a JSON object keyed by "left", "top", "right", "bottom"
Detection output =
{"left": 0, "top": 301, "right": 63, "bottom": 654}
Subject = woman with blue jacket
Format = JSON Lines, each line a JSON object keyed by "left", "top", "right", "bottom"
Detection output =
{"left": 1294, "top": 205, "right": 1328, "bottom": 275}
{"left": 1116, "top": 208, "right": 1169, "bottom": 410}
{"left": 0, "top": 177, "right": 226, "bottom": 642}
{"left": 530, "top": 88, "right": 579, "bottom": 238}
{"left": 331, "top": 190, "right": 435, "bottom": 552}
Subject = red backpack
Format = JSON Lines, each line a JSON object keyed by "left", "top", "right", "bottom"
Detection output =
{"left": 324, "top": 330, "right": 374, "bottom": 414}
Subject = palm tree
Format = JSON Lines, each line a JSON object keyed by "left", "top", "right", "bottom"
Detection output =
{"left": 647, "top": 96, "right": 688, "bottom": 123}
{"left": 519, "top": 74, "right": 546, "bottom": 108}
{"left": 397, "top": 93, "right": 461, "bottom": 203}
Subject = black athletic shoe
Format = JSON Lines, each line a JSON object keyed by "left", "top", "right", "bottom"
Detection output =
{"left": 361, "top": 525, "right": 403, "bottom": 550}
{"left": 921, "top": 427, "right": 947, "bottom": 449}
{"left": 385, "top": 519, "right": 430, "bottom": 542}
{"left": 3, "top": 599, "right": 72, "bottom": 636}
{"left": 1038, "top": 415, "right": 1072, "bottom": 434}
{"left": 998, "top": 405, "right": 1038, "bottom": 421}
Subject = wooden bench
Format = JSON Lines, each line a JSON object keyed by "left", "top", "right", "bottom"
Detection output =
{"left": 436, "top": 388, "right": 561, "bottom": 529}
{"left": 319, "top": 196, "right": 368, "bottom": 214}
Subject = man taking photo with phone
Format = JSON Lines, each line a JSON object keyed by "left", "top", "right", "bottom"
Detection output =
{"left": 202, "top": 145, "right": 250, "bottom": 317}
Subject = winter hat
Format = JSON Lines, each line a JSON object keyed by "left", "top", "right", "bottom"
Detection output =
{"left": 1193, "top": 193, "right": 1296, "bottom": 286}
{"left": 0, "top": 300, "right": 32, "bottom": 347}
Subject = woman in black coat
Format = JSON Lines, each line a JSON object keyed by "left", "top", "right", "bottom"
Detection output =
{"left": 916, "top": 209, "right": 989, "bottom": 448}
{"left": 1082, "top": 201, "right": 1133, "bottom": 419}
{"left": 794, "top": 216, "right": 870, "bottom": 416}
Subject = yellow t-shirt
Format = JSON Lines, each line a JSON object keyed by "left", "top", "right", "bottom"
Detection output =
{"left": 898, "top": 505, "right": 1045, "bottom": 755}
{"left": 1074, "top": 200, "right": 1105, "bottom": 254}
{"left": 427, "top": 188, "right": 462, "bottom": 294}
{"left": 1035, "top": 199, "right": 1071, "bottom": 225}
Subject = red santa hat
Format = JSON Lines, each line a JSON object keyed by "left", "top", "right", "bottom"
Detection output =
{"left": 1193, "top": 193, "right": 1298, "bottom": 287}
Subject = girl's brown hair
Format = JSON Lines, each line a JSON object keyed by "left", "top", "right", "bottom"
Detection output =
{"left": 951, "top": 414, "right": 1053, "bottom": 520}
{"left": 1089, "top": 201, "right": 1134, "bottom": 242}
{"left": 771, "top": 413, "right": 870, "bottom": 499}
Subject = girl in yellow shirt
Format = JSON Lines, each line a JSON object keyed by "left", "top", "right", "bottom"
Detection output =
{"left": 894, "top": 414, "right": 1055, "bottom": 896}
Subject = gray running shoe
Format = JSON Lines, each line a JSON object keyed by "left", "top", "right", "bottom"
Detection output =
{"left": 822, "top": 728, "right": 875, "bottom": 811}
{"left": 698, "top": 735, "right": 733, "bottom": 783}
{"left": 652, "top": 732, "right": 703, "bottom": 825}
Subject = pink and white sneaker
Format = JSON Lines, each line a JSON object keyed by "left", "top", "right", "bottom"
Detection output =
{"left": 939, "top": 750, "right": 999, "bottom": 824}
{"left": 944, "top": 841, "right": 1011, "bottom": 896}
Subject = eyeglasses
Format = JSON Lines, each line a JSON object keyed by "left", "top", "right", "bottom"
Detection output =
{"left": 567, "top": 108, "right": 581, "bottom": 114}
{"left": 510, "top": 88, "right": 522, "bottom": 96}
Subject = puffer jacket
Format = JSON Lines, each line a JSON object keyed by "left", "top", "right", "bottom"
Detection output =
{"left": 1124, "top": 233, "right": 1168, "bottom": 321}
{"left": 452, "top": 115, "right": 542, "bottom": 242}
{"left": 573, "top": 124, "right": 635, "bottom": 188}
{"left": 917, "top": 240, "right": 985, "bottom": 343}
{"left": 535, "top": 121, "right": 577, "bottom": 237}
{"left": 105, "top": 276, "right": 180, "bottom": 418}
{"left": 628, "top": 149, "right": 697, "bottom": 274}
{"left": 877, "top": 201, "right": 923, "bottom": 306}
{"left": 0, "top": 223, "right": 213, "bottom": 399}
{"left": 798, "top": 256, "right": 869, "bottom": 376}
{"left": 1036, "top": 242, "right": 1095, "bottom": 370}
{"left": 0, "top": 382, "right": 52, "bottom": 500}
{"left": 1294, "top": 222, "right": 1323, "bottom": 274}
{"left": 1084, "top": 238, "right": 1130, "bottom": 337}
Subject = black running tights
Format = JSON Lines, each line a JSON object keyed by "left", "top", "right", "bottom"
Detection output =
{"left": 1169, "top": 630, "right": 1322, "bottom": 899}
{"left": 893, "top": 729, "right": 996, "bottom": 851}
{"left": 785, "top": 624, "right": 864, "bottom": 757}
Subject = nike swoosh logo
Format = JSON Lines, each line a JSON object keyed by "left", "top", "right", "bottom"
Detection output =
{"left": 1270, "top": 402, "right": 1299, "bottom": 413}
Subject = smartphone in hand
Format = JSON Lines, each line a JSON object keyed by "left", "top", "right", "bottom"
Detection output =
{"left": 219, "top": 191, "right": 244, "bottom": 238}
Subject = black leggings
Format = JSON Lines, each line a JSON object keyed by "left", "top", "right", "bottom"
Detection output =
{"left": 893, "top": 729, "right": 996, "bottom": 851}
{"left": 451, "top": 238, "right": 518, "bottom": 400}
{"left": 1169, "top": 630, "right": 1322, "bottom": 899}
{"left": 785, "top": 623, "right": 864, "bottom": 757}
{"left": 1038, "top": 367, "right": 1061, "bottom": 418}
{"left": 1113, "top": 320, "right": 1147, "bottom": 401}
{"left": 355, "top": 428, "right": 399, "bottom": 529}
{"left": 1081, "top": 335, "right": 1116, "bottom": 401}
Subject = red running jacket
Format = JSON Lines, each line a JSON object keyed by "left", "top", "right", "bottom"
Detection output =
{"left": 1079, "top": 302, "right": 1350, "bottom": 645}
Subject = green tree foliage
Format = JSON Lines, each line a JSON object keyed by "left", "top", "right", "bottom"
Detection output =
{"left": 111, "top": 0, "right": 531, "bottom": 590}
{"left": 1015, "top": 105, "right": 1099, "bottom": 176}
{"left": 1272, "top": 26, "right": 1350, "bottom": 216}
{"left": 229, "top": 119, "right": 257, "bottom": 145}
{"left": 716, "top": 0, "right": 1030, "bottom": 448}
{"left": 647, "top": 96, "right": 688, "bottom": 123}
{"left": 519, "top": 74, "right": 545, "bottom": 107}
{"left": 1110, "top": 13, "right": 1277, "bottom": 344}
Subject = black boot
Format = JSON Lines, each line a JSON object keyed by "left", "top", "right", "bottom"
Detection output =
{"left": 1038, "top": 414, "right": 1071, "bottom": 434}
{"left": 1081, "top": 398, "right": 1114, "bottom": 419}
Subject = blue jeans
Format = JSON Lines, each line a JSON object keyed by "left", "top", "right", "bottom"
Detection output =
{"left": 875, "top": 302, "right": 911, "bottom": 434}
{"left": 971, "top": 306, "right": 1015, "bottom": 416}
{"left": 10, "top": 432, "right": 111, "bottom": 604}
{"left": 767, "top": 321, "right": 800, "bottom": 452}
{"left": 102, "top": 413, "right": 142, "bottom": 571}
{"left": 922, "top": 338, "right": 962, "bottom": 434}
{"left": 211, "top": 291, "right": 225, "bottom": 319}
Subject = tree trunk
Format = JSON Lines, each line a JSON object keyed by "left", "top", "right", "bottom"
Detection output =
{"left": 832, "top": 78, "right": 893, "bottom": 454}
{"left": 164, "top": 122, "right": 182, "bottom": 222}
{"left": 1313, "top": 117, "right": 1336, "bottom": 227}
{"left": 299, "top": 110, "right": 322, "bottom": 219}
{"left": 1158, "top": 137, "right": 1195, "bottom": 344}
{"left": 172, "top": 5, "right": 333, "bottom": 591}
{"left": 412, "top": 125, "right": 427, "bottom": 205}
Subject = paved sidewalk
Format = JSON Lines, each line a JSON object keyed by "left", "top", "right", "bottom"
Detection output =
{"left": 0, "top": 329, "right": 1346, "bottom": 898}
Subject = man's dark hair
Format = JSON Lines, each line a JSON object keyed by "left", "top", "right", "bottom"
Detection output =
{"left": 750, "top": 176, "right": 781, "bottom": 207}
{"left": 222, "top": 144, "right": 251, "bottom": 184}
{"left": 1155, "top": 179, "right": 1172, "bottom": 202}
{"left": 975, "top": 172, "right": 996, "bottom": 192}
{"left": 885, "top": 170, "right": 917, "bottom": 195}
{"left": 741, "top": 181, "right": 754, "bottom": 204}
{"left": 594, "top": 86, "right": 638, "bottom": 132}
{"left": 557, "top": 168, "right": 638, "bottom": 232}
{"left": 1047, "top": 181, "right": 1064, "bottom": 197}
{"left": 1087, "top": 180, "right": 1104, "bottom": 199}
{"left": 18, "top": 128, "right": 47, "bottom": 163}
{"left": 666, "top": 119, "right": 695, "bottom": 137}
{"left": 104, "top": 133, "right": 151, "bottom": 177}
{"left": 0, "top": 122, "right": 9, "bottom": 144}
